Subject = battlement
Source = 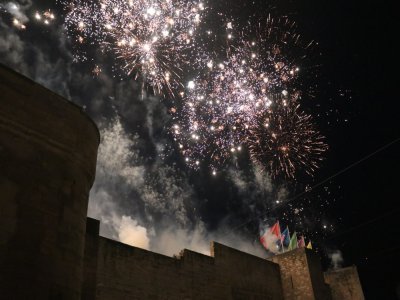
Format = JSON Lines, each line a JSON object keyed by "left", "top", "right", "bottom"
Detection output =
{"left": 82, "top": 218, "right": 283, "bottom": 299}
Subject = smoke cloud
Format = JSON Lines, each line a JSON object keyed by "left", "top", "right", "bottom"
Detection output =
{"left": 1, "top": 1, "right": 32, "bottom": 24}
{"left": 328, "top": 250, "right": 344, "bottom": 269}
{"left": 118, "top": 216, "right": 150, "bottom": 249}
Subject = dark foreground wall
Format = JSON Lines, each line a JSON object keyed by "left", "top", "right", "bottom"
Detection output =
{"left": 0, "top": 65, "right": 99, "bottom": 299}
{"left": 324, "top": 266, "right": 365, "bottom": 300}
{"left": 84, "top": 218, "right": 283, "bottom": 300}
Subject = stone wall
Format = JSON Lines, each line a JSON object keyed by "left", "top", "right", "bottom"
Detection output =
{"left": 324, "top": 266, "right": 365, "bottom": 300}
{"left": 84, "top": 218, "right": 283, "bottom": 300}
{"left": 0, "top": 64, "right": 99, "bottom": 299}
{"left": 270, "top": 248, "right": 331, "bottom": 300}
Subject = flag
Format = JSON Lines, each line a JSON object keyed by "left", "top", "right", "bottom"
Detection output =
{"left": 298, "top": 236, "right": 305, "bottom": 248}
{"left": 270, "top": 221, "right": 281, "bottom": 239}
{"left": 288, "top": 232, "right": 298, "bottom": 250}
{"left": 306, "top": 241, "right": 312, "bottom": 250}
{"left": 281, "top": 227, "right": 290, "bottom": 247}
{"left": 260, "top": 221, "right": 281, "bottom": 251}
{"left": 260, "top": 233, "right": 268, "bottom": 250}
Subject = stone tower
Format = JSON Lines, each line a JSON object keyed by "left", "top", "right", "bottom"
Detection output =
{"left": 325, "top": 266, "right": 365, "bottom": 300}
{"left": 0, "top": 65, "right": 99, "bottom": 299}
{"left": 270, "top": 248, "right": 332, "bottom": 299}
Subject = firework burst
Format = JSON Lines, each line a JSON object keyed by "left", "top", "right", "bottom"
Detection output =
{"left": 172, "top": 41, "right": 276, "bottom": 170}
{"left": 248, "top": 97, "right": 328, "bottom": 178}
{"left": 60, "top": 0, "right": 205, "bottom": 96}
{"left": 171, "top": 16, "right": 326, "bottom": 178}
{"left": 34, "top": 10, "right": 56, "bottom": 26}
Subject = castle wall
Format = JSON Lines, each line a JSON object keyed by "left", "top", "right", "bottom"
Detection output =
{"left": 82, "top": 218, "right": 101, "bottom": 300}
{"left": 0, "top": 65, "right": 99, "bottom": 299}
{"left": 305, "top": 250, "right": 332, "bottom": 299}
{"left": 84, "top": 219, "right": 283, "bottom": 300}
{"left": 211, "top": 241, "right": 283, "bottom": 299}
{"left": 270, "top": 248, "right": 331, "bottom": 300}
{"left": 324, "top": 266, "right": 365, "bottom": 300}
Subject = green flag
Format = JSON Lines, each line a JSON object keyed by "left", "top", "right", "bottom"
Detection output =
{"left": 288, "top": 232, "right": 298, "bottom": 250}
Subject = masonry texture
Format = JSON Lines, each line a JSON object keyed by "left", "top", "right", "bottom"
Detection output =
{"left": 270, "top": 248, "right": 332, "bottom": 300}
{"left": 0, "top": 64, "right": 364, "bottom": 299}
{"left": 83, "top": 218, "right": 283, "bottom": 300}
{"left": 324, "top": 266, "right": 365, "bottom": 300}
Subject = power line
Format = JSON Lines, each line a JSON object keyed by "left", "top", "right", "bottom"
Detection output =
{"left": 233, "top": 137, "right": 400, "bottom": 231}
{"left": 278, "top": 136, "right": 400, "bottom": 209}
{"left": 324, "top": 206, "right": 400, "bottom": 241}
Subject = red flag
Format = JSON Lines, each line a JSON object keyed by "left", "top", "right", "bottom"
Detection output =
{"left": 270, "top": 221, "right": 281, "bottom": 239}
{"left": 260, "top": 221, "right": 281, "bottom": 251}
{"left": 260, "top": 235, "right": 268, "bottom": 249}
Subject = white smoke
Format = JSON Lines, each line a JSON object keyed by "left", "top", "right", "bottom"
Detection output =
{"left": 151, "top": 223, "right": 268, "bottom": 258}
{"left": 228, "top": 168, "right": 249, "bottom": 192}
{"left": 328, "top": 250, "right": 344, "bottom": 269}
{"left": 88, "top": 116, "right": 196, "bottom": 250}
{"left": 118, "top": 216, "right": 150, "bottom": 249}
{"left": 2, "top": 1, "right": 32, "bottom": 24}
{"left": 87, "top": 116, "right": 272, "bottom": 257}
{"left": 95, "top": 118, "right": 145, "bottom": 188}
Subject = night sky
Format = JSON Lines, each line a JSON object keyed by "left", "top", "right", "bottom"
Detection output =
{"left": 1, "top": 0, "right": 399, "bottom": 298}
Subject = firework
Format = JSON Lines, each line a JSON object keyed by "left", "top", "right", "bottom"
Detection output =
{"left": 34, "top": 10, "right": 56, "bottom": 25}
{"left": 172, "top": 42, "right": 274, "bottom": 170}
{"left": 12, "top": 18, "right": 26, "bottom": 30}
{"left": 171, "top": 16, "right": 324, "bottom": 178}
{"left": 248, "top": 97, "right": 328, "bottom": 178}
{"left": 1, "top": 2, "right": 27, "bottom": 29}
{"left": 60, "top": 0, "right": 205, "bottom": 96}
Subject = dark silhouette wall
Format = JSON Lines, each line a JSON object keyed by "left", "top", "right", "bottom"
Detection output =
{"left": 83, "top": 218, "right": 284, "bottom": 300}
{"left": 325, "top": 266, "right": 365, "bottom": 300}
{"left": 0, "top": 65, "right": 99, "bottom": 299}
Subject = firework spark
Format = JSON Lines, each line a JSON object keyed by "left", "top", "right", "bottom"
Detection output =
{"left": 171, "top": 17, "right": 326, "bottom": 178}
{"left": 34, "top": 10, "right": 56, "bottom": 25}
{"left": 12, "top": 18, "right": 26, "bottom": 30}
{"left": 60, "top": 0, "right": 205, "bottom": 96}
{"left": 248, "top": 97, "right": 328, "bottom": 178}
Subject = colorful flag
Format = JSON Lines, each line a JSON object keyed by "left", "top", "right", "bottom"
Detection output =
{"left": 288, "top": 232, "right": 298, "bottom": 250}
{"left": 260, "top": 221, "right": 281, "bottom": 251}
{"left": 270, "top": 221, "right": 281, "bottom": 239}
{"left": 306, "top": 241, "right": 313, "bottom": 250}
{"left": 281, "top": 227, "right": 290, "bottom": 247}
{"left": 260, "top": 233, "right": 268, "bottom": 250}
{"left": 298, "top": 236, "right": 305, "bottom": 248}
